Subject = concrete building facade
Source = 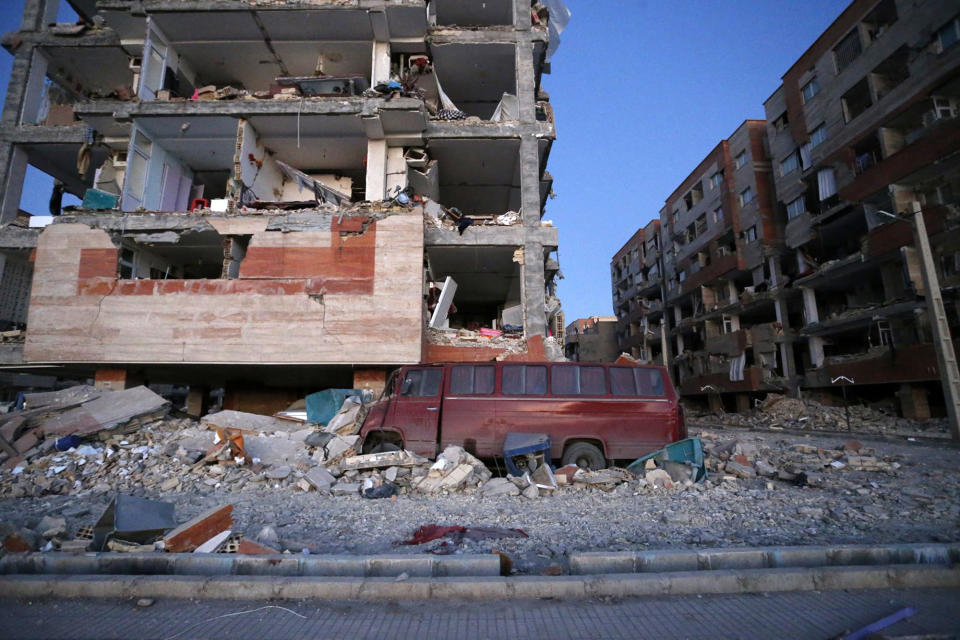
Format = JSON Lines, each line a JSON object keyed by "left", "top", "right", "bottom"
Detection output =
{"left": 563, "top": 315, "right": 617, "bottom": 362}
{"left": 0, "top": 0, "right": 567, "bottom": 410}
{"left": 613, "top": 0, "right": 960, "bottom": 417}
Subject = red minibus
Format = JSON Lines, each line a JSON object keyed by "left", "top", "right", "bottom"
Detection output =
{"left": 358, "top": 361, "right": 685, "bottom": 468}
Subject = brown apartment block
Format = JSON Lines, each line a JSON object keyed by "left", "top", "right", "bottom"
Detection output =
{"left": 0, "top": 0, "right": 566, "bottom": 409}
{"left": 614, "top": 0, "right": 960, "bottom": 418}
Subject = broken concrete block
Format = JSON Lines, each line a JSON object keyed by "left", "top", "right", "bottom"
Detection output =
{"left": 202, "top": 410, "right": 301, "bottom": 434}
{"left": 755, "top": 459, "right": 778, "bottom": 478}
{"left": 522, "top": 484, "right": 539, "bottom": 499}
{"left": 12, "top": 430, "right": 38, "bottom": 454}
{"left": 296, "top": 478, "right": 312, "bottom": 492}
{"left": 255, "top": 526, "right": 279, "bottom": 546}
{"left": 324, "top": 435, "right": 359, "bottom": 463}
{"left": 384, "top": 466, "right": 399, "bottom": 483}
{"left": 41, "top": 386, "right": 169, "bottom": 437}
{"left": 58, "top": 539, "right": 91, "bottom": 553}
{"left": 725, "top": 459, "right": 756, "bottom": 478}
{"left": 305, "top": 466, "right": 335, "bottom": 491}
{"left": 37, "top": 515, "right": 66, "bottom": 539}
{"left": 162, "top": 504, "right": 233, "bottom": 553}
{"left": 331, "top": 482, "right": 360, "bottom": 496}
{"left": 339, "top": 449, "right": 426, "bottom": 471}
{"left": 482, "top": 477, "right": 521, "bottom": 496}
{"left": 645, "top": 468, "right": 674, "bottom": 489}
{"left": 265, "top": 465, "right": 292, "bottom": 480}
{"left": 439, "top": 463, "right": 474, "bottom": 489}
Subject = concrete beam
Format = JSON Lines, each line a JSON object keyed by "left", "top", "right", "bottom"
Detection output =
{"left": 97, "top": 0, "right": 426, "bottom": 11}
{"left": 425, "top": 225, "right": 557, "bottom": 248}
{"left": 427, "top": 30, "right": 547, "bottom": 45}
{"left": 73, "top": 96, "right": 423, "bottom": 120}
{"left": 1, "top": 28, "right": 123, "bottom": 49}
{"left": 0, "top": 124, "right": 92, "bottom": 145}
{"left": 424, "top": 121, "right": 554, "bottom": 140}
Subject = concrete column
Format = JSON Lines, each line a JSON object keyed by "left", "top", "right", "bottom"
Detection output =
{"left": 707, "top": 393, "right": 723, "bottom": 413}
{"left": 809, "top": 336, "right": 825, "bottom": 368}
{"left": 898, "top": 384, "right": 930, "bottom": 420}
{"left": 774, "top": 297, "right": 797, "bottom": 385}
{"left": 94, "top": 368, "right": 132, "bottom": 391}
{"left": 353, "top": 368, "right": 387, "bottom": 396}
{"left": 514, "top": 41, "right": 536, "bottom": 122}
{"left": 735, "top": 393, "right": 751, "bottom": 413}
{"left": 801, "top": 287, "right": 819, "bottom": 324}
{"left": 370, "top": 42, "right": 391, "bottom": 86}
{"left": 364, "top": 139, "right": 387, "bottom": 201}
{"left": 675, "top": 333, "right": 684, "bottom": 356}
{"left": 0, "top": 146, "right": 28, "bottom": 223}
{"left": 20, "top": 0, "right": 56, "bottom": 32}
{"left": 185, "top": 387, "right": 207, "bottom": 418}
{"left": 513, "top": 0, "right": 531, "bottom": 31}
{"left": 521, "top": 240, "right": 547, "bottom": 338}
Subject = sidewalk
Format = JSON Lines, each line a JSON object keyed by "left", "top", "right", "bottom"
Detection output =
{"left": 2, "top": 588, "right": 958, "bottom": 639}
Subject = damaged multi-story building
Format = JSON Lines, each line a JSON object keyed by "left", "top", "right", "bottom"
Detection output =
{"left": 614, "top": 0, "right": 960, "bottom": 419}
{"left": 0, "top": 0, "right": 568, "bottom": 412}
{"left": 562, "top": 315, "right": 617, "bottom": 363}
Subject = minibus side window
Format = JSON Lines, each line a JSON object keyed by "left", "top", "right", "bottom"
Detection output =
{"left": 450, "top": 365, "right": 495, "bottom": 394}
{"left": 502, "top": 365, "right": 547, "bottom": 395}
{"left": 551, "top": 365, "right": 579, "bottom": 395}
{"left": 635, "top": 369, "right": 666, "bottom": 396}
{"left": 401, "top": 369, "right": 443, "bottom": 397}
{"left": 580, "top": 366, "right": 607, "bottom": 394}
{"left": 610, "top": 367, "right": 638, "bottom": 395}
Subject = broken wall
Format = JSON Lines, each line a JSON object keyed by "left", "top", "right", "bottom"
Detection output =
{"left": 24, "top": 212, "right": 423, "bottom": 365}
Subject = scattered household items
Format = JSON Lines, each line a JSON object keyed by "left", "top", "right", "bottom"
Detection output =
{"left": 627, "top": 438, "right": 707, "bottom": 484}
{"left": 503, "top": 432, "right": 552, "bottom": 476}
{"left": 275, "top": 75, "right": 369, "bottom": 97}
{"left": 92, "top": 494, "right": 176, "bottom": 551}
{"left": 80, "top": 188, "right": 119, "bottom": 211}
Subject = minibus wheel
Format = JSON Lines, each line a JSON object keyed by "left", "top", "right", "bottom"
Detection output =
{"left": 562, "top": 442, "right": 605, "bottom": 470}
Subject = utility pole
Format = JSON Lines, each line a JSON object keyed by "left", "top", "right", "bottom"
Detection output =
{"left": 907, "top": 201, "right": 960, "bottom": 441}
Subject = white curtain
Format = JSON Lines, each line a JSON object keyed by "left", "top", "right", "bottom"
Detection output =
{"left": 817, "top": 168, "right": 836, "bottom": 201}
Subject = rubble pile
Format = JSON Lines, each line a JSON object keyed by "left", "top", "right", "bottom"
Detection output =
{"left": 689, "top": 393, "right": 950, "bottom": 437}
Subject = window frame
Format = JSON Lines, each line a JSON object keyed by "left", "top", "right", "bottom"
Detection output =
{"left": 809, "top": 123, "right": 828, "bottom": 148}
{"left": 801, "top": 78, "right": 820, "bottom": 103}
{"left": 734, "top": 151, "right": 747, "bottom": 169}
{"left": 449, "top": 364, "right": 495, "bottom": 395}
{"left": 779, "top": 151, "right": 800, "bottom": 176}
{"left": 786, "top": 196, "right": 806, "bottom": 220}
{"left": 937, "top": 16, "right": 960, "bottom": 53}
{"left": 739, "top": 186, "right": 755, "bottom": 207}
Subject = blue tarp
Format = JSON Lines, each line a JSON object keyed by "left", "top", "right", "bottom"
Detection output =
{"left": 305, "top": 388, "right": 365, "bottom": 425}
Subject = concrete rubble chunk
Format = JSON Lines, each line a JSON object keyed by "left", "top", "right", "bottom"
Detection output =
{"left": 40, "top": 386, "right": 170, "bottom": 437}
{"left": 305, "top": 466, "right": 336, "bottom": 490}
{"left": 265, "top": 465, "right": 292, "bottom": 480}
{"left": 201, "top": 410, "right": 302, "bottom": 434}
{"left": 482, "top": 477, "right": 521, "bottom": 496}
{"left": 331, "top": 482, "right": 361, "bottom": 496}
{"left": 724, "top": 459, "right": 757, "bottom": 478}
{"left": 644, "top": 468, "right": 674, "bottom": 489}
{"left": 36, "top": 515, "right": 66, "bottom": 539}
{"left": 522, "top": 484, "right": 539, "bottom": 499}
{"left": 255, "top": 526, "right": 279, "bottom": 546}
{"left": 339, "top": 449, "right": 427, "bottom": 471}
{"left": 324, "top": 435, "right": 360, "bottom": 463}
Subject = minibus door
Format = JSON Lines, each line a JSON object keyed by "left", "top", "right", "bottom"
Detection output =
{"left": 393, "top": 367, "right": 444, "bottom": 456}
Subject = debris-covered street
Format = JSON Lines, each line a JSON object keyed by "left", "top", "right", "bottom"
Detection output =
{"left": 1, "top": 385, "right": 956, "bottom": 575}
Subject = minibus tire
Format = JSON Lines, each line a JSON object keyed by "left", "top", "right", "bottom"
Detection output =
{"left": 562, "top": 442, "right": 605, "bottom": 470}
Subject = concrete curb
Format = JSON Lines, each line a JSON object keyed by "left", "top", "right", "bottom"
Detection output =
{"left": 569, "top": 542, "right": 960, "bottom": 575}
{"left": 1, "top": 565, "right": 958, "bottom": 600}
{"left": 0, "top": 552, "right": 501, "bottom": 578}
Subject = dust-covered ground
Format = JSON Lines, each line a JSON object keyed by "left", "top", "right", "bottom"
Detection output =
{"left": 1, "top": 416, "right": 957, "bottom": 574}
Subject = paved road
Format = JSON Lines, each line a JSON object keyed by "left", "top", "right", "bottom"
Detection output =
{"left": 1, "top": 588, "right": 958, "bottom": 639}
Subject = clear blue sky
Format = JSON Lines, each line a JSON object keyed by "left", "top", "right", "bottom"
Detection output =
{"left": 0, "top": 0, "right": 851, "bottom": 322}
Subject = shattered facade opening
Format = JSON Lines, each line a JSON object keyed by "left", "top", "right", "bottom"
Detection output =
{"left": 0, "top": 0, "right": 566, "bottom": 401}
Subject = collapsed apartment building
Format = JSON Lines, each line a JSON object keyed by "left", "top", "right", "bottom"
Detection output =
{"left": 0, "top": 0, "right": 569, "bottom": 412}
{"left": 613, "top": 0, "right": 960, "bottom": 419}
